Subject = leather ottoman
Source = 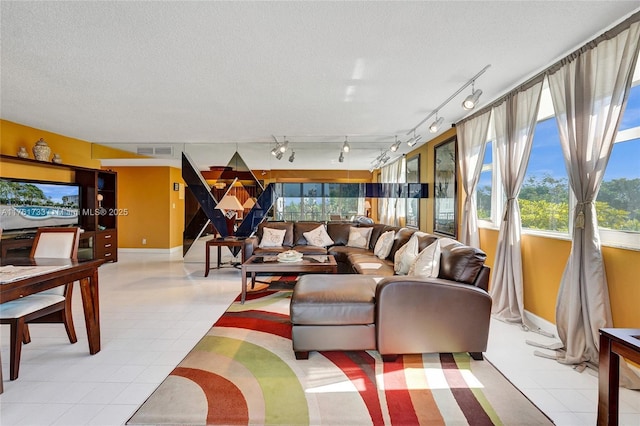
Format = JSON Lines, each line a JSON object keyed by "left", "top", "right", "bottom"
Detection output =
{"left": 290, "top": 274, "right": 378, "bottom": 359}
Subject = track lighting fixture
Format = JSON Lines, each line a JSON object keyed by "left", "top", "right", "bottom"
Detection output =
{"left": 288, "top": 151, "right": 295, "bottom": 163}
{"left": 342, "top": 137, "right": 350, "bottom": 153}
{"left": 407, "top": 64, "right": 490, "bottom": 137}
{"left": 390, "top": 136, "right": 401, "bottom": 152}
{"left": 462, "top": 82, "right": 482, "bottom": 110}
{"left": 275, "top": 151, "right": 283, "bottom": 160}
{"left": 338, "top": 151, "right": 344, "bottom": 163}
{"left": 279, "top": 139, "right": 289, "bottom": 153}
{"left": 429, "top": 114, "right": 444, "bottom": 133}
{"left": 271, "top": 146, "right": 279, "bottom": 156}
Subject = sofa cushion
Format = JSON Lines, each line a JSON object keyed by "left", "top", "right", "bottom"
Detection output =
{"left": 359, "top": 223, "right": 389, "bottom": 250}
{"left": 326, "top": 222, "right": 353, "bottom": 246}
{"left": 257, "top": 222, "right": 294, "bottom": 247}
{"left": 373, "top": 230, "right": 395, "bottom": 259}
{"left": 387, "top": 228, "right": 416, "bottom": 261}
{"left": 349, "top": 253, "right": 395, "bottom": 276}
{"left": 438, "top": 241, "right": 487, "bottom": 285}
{"left": 303, "top": 225, "right": 334, "bottom": 247}
{"left": 408, "top": 239, "right": 441, "bottom": 277}
{"left": 347, "top": 226, "right": 372, "bottom": 249}
{"left": 394, "top": 233, "right": 420, "bottom": 275}
{"left": 259, "top": 227, "right": 287, "bottom": 248}
{"left": 328, "top": 245, "right": 370, "bottom": 266}
{"left": 291, "top": 275, "right": 378, "bottom": 325}
{"left": 294, "top": 222, "right": 325, "bottom": 245}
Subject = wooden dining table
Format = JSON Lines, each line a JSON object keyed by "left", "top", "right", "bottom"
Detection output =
{"left": 0, "top": 257, "right": 104, "bottom": 393}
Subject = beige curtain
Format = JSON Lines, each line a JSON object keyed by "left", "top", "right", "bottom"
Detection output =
{"left": 457, "top": 110, "right": 492, "bottom": 248}
{"left": 548, "top": 19, "right": 640, "bottom": 388}
{"left": 378, "top": 157, "right": 406, "bottom": 226}
{"left": 489, "top": 76, "right": 544, "bottom": 326}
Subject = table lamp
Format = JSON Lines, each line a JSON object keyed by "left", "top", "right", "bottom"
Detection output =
{"left": 216, "top": 194, "right": 244, "bottom": 236}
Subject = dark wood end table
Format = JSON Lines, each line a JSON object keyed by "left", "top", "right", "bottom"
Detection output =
{"left": 598, "top": 328, "right": 640, "bottom": 425}
{"left": 204, "top": 237, "right": 246, "bottom": 277}
{"left": 240, "top": 254, "right": 337, "bottom": 303}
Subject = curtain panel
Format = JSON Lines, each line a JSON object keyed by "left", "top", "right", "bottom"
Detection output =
{"left": 457, "top": 109, "right": 492, "bottom": 248}
{"left": 378, "top": 157, "right": 407, "bottom": 226}
{"left": 489, "top": 76, "right": 544, "bottom": 326}
{"left": 548, "top": 19, "right": 640, "bottom": 389}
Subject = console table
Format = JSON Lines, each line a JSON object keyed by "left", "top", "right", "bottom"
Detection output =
{"left": 598, "top": 328, "right": 640, "bottom": 425}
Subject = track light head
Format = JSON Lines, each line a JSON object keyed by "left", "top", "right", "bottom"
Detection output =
{"left": 429, "top": 116, "right": 444, "bottom": 133}
{"left": 279, "top": 140, "right": 289, "bottom": 153}
{"left": 342, "top": 137, "right": 350, "bottom": 153}
{"left": 275, "top": 151, "right": 283, "bottom": 160}
{"left": 462, "top": 88, "right": 483, "bottom": 110}
{"left": 288, "top": 151, "right": 295, "bottom": 162}
{"left": 271, "top": 146, "right": 279, "bottom": 156}
{"left": 390, "top": 136, "right": 401, "bottom": 152}
{"left": 338, "top": 151, "right": 344, "bottom": 163}
{"left": 407, "top": 134, "right": 422, "bottom": 147}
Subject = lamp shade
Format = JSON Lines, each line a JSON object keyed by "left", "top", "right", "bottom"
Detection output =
{"left": 243, "top": 197, "right": 256, "bottom": 209}
{"left": 364, "top": 201, "right": 372, "bottom": 209}
{"left": 216, "top": 194, "right": 244, "bottom": 211}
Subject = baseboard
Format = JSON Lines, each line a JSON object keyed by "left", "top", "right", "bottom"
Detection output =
{"left": 524, "top": 310, "right": 558, "bottom": 337}
{"left": 118, "top": 246, "right": 183, "bottom": 255}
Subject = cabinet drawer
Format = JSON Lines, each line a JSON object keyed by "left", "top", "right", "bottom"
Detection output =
{"left": 95, "top": 230, "right": 117, "bottom": 262}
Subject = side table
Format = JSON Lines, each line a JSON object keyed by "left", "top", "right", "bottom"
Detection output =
{"left": 598, "top": 328, "right": 640, "bottom": 425}
{"left": 204, "top": 237, "right": 247, "bottom": 277}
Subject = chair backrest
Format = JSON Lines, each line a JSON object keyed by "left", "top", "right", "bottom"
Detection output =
{"left": 30, "top": 227, "right": 81, "bottom": 260}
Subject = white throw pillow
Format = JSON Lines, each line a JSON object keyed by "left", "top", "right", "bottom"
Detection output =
{"left": 303, "top": 225, "right": 334, "bottom": 247}
{"left": 394, "top": 233, "right": 420, "bottom": 275}
{"left": 373, "top": 230, "right": 395, "bottom": 259}
{"left": 408, "top": 240, "right": 441, "bottom": 277}
{"left": 259, "top": 227, "right": 287, "bottom": 248}
{"left": 346, "top": 227, "right": 372, "bottom": 249}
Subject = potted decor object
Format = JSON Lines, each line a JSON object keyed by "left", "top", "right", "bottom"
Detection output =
{"left": 52, "top": 153, "right": 63, "bottom": 164}
{"left": 17, "top": 147, "right": 29, "bottom": 158}
{"left": 32, "top": 138, "right": 52, "bottom": 161}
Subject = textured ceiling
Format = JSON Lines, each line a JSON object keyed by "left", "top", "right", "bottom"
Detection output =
{"left": 2, "top": 1, "right": 638, "bottom": 171}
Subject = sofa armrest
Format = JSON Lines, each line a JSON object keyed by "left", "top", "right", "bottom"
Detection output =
{"left": 244, "top": 236, "right": 259, "bottom": 259}
{"left": 375, "top": 277, "right": 492, "bottom": 357}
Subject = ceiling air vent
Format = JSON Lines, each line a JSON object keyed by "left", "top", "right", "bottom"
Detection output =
{"left": 136, "top": 146, "right": 174, "bottom": 156}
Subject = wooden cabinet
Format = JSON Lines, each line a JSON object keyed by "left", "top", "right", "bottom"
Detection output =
{"left": 0, "top": 154, "right": 118, "bottom": 262}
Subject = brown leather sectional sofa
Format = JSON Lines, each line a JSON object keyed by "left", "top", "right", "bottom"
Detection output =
{"left": 244, "top": 221, "right": 490, "bottom": 290}
{"left": 244, "top": 220, "right": 493, "bottom": 361}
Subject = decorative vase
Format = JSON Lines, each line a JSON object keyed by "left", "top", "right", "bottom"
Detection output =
{"left": 17, "top": 146, "right": 29, "bottom": 158}
{"left": 52, "top": 153, "right": 63, "bottom": 164}
{"left": 32, "top": 138, "right": 52, "bottom": 161}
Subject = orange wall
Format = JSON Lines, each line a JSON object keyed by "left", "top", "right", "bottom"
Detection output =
{"left": 109, "top": 166, "right": 184, "bottom": 249}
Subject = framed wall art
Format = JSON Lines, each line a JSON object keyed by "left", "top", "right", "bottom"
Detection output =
{"left": 433, "top": 137, "right": 457, "bottom": 237}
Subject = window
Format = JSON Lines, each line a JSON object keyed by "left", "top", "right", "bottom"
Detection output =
{"left": 275, "top": 183, "right": 363, "bottom": 221}
{"left": 477, "top": 141, "right": 493, "bottom": 221}
{"left": 478, "top": 60, "right": 640, "bottom": 249}
{"left": 597, "top": 81, "right": 640, "bottom": 246}
{"left": 518, "top": 114, "right": 570, "bottom": 233}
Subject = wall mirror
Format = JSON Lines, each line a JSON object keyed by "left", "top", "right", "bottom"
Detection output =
{"left": 406, "top": 154, "right": 420, "bottom": 228}
{"left": 433, "top": 137, "right": 457, "bottom": 237}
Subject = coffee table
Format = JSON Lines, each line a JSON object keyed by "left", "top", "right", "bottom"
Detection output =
{"left": 240, "top": 254, "right": 337, "bottom": 303}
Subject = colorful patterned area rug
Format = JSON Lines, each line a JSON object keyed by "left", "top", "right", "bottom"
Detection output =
{"left": 128, "top": 289, "right": 552, "bottom": 425}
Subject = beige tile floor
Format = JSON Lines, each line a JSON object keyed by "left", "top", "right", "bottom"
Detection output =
{"left": 1, "top": 246, "right": 639, "bottom": 425}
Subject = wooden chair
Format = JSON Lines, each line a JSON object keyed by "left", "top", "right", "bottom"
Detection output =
{"left": 0, "top": 227, "right": 81, "bottom": 380}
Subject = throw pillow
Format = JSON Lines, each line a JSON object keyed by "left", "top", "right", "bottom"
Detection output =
{"left": 346, "top": 227, "right": 372, "bottom": 249}
{"left": 303, "top": 225, "right": 334, "bottom": 247}
{"left": 373, "top": 230, "right": 395, "bottom": 259}
{"left": 394, "top": 233, "right": 419, "bottom": 275}
{"left": 408, "top": 240, "right": 441, "bottom": 277}
{"left": 258, "top": 227, "right": 287, "bottom": 248}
